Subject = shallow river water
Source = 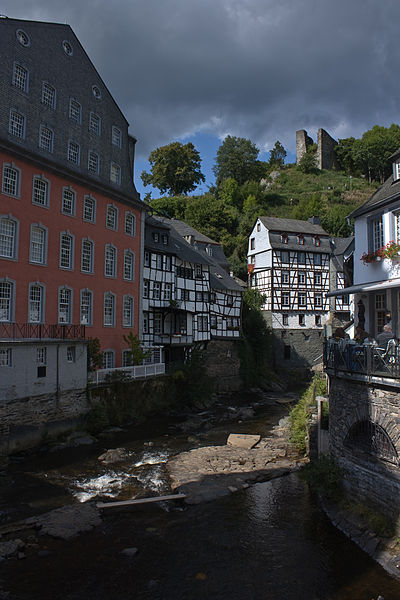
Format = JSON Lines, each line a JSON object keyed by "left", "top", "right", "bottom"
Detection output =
{"left": 1, "top": 394, "right": 400, "bottom": 599}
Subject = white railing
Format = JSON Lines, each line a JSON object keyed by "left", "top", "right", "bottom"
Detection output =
{"left": 89, "top": 362, "right": 165, "bottom": 385}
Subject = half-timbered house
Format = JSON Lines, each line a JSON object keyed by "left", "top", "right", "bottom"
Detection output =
{"left": 247, "top": 216, "right": 331, "bottom": 368}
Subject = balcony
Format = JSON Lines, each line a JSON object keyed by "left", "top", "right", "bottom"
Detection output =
{"left": 89, "top": 345, "right": 165, "bottom": 385}
{"left": 0, "top": 322, "right": 86, "bottom": 340}
{"left": 324, "top": 339, "right": 400, "bottom": 386}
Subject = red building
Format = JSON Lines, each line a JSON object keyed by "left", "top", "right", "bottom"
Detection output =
{"left": 0, "top": 18, "right": 144, "bottom": 368}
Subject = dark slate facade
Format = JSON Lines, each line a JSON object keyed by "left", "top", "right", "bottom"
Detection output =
{"left": 0, "top": 17, "right": 140, "bottom": 205}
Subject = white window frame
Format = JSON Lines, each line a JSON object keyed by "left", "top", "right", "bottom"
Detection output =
{"left": 315, "top": 293, "right": 322, "bottom": 308}
{"left": 80, "top": 289, "right": 93, "bottom": 325}
{"left": 0, "top": 279, "right": 15, "bottom": 322}
{"left": 153, "top": 282, "right": 161, "bottom": 300}
{"left": 59, "top": 232, "right": 74, "bottom": 270}
{"left": 69, "top": 98, "right": 82, "bottom": 123}
{"left": 106, "top": 205, "right": 118, "bottom": 230}
{"left": 83, "top": 195, "right": 96, "bottom": 223}
{"left": 125, "top": 212, "right": 136, "bottom": 236}
{"left": 112, "top": 126, "right": 122, "bottom": 148}
{"left": 0, "top": 216, "right": 18, "bottom": 260}
{"left": 29, "top": 224, "right": 47, "bottom": 265}
{"left": 67, "top": 346, "right": 76, "bottom": 362}
{"left": 298, "top": 292, "right": 306, "bottom": 307}
{"left": 282, "top": 292, "right": 290, "bottom": 307}
{"left": 32, "top": 176, "right": 50, "bottom": 208}
{"left": 110, "top": 162, "right": 121, "bottom": 185}
{"left": 81, "top": 238, "right": 94, "bottom": 274}
{"left": 12, "top": 63, "right": 29, "bottom": 92}
{"left": 103, "top": 292, "right": 116, "bottom": 327}
{"left": 67, "top": 140, "right": 80, "bottom": 165}
{"left": 62, "top": 187, "right": 76, "bottom": 216}
{"left": 42, "top": 82, "right": 56, "bottom": 108}
{"left": 103, "top": 349, "right": 115, "bottom": 369}
{"left": 2, "top": 164, "right": 21, "bottom": 198}
{"left": 28, "top": 283, "right": 45, "bottom": 323}
{"left": 88, "top": 151, "right": 99, "bottom": 174}
{"left": 58, "top": 287, "right": 73, "bottom": 324}
{"left": 39, "top": 125, "right": 54, "bottom": 152}
{"left": 298, "top": 271, "right": 306, "bottom": 285}
{"left": 123, "top": 250, "right": 135, "bottom": 281}
{"left": 89, "top": 112, "right": 101, "bottom": 135}
{"left": 104, "top": 244, "right": 117, "bottom": 278}
{"left": 122, "top": 295, "right": 134, "bottom": 327}
{"left": 9, "top": 109, "right": 26, "bottom": 139}
{"left": 0, "top": 348, "right": 11, "bottom": 367}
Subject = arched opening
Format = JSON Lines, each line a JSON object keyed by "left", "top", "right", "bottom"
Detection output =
{"left": 344, "top": 419, "right": 399, "bottom": 465}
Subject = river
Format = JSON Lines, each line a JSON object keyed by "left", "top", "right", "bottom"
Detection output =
{"left": 1, "top": 391, "right": 400, "bottom": 599}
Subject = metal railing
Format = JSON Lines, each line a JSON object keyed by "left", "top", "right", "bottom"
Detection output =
{"left": 0, "top": 322, "right": 86, "bottom": 340}
{"left": 324, "top": 339, "right": 400, "bottom": 379}
{"left": 89, "top": 362, "right": 166, "bottom": 385}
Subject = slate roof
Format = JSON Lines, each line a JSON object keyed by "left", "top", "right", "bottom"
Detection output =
{"left": 159, "top": 218, "right": 217, "bottom": 245}
{"left": 350, "top": 175, "right": 400, "bottom": 218}
{"left": 259, "top": 217, "right": 328, "bottom": 236}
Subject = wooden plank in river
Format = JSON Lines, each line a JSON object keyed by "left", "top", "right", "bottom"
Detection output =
{"left": 96, "top": 493, "right": 187, "bottom": 509}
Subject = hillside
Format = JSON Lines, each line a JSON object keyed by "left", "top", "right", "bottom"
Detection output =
{"left": 149, "top": 166, "right": 379, "bottom": 280}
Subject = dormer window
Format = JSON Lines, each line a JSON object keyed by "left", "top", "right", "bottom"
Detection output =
{"left": 314, "top": 236, "right": 320, "bottom": 247}
{"left": 281, "top": 233, "right": 288, "bottom": 244}
{"left": 297, "top": 235, "right": 304, "bottom": 245}
{"left": 393, "top": 160, "right": 400, "bottom": 181}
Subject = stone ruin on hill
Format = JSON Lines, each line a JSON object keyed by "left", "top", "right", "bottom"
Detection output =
{"left": 296, "top": 128, "right": 338, "bottom": 171}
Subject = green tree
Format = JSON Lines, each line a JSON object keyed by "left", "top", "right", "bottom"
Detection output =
{"left": 335, "top": 137, "right": 357, "bottom": 174}
{"left": 351, "top": 124, "right": 400, "bottom": 183}
{"left": 141, "top": 141, "right": 205, "bottom": 196}
{"left": 213, "top": 135, "right": 262, "bottom": 186}
{"left": 87, "top": 337, "right": 103, "bottom": 372}
{"left": 268, "top": 140, "right": 287, "bottom": 168}
{"left": 297, "top": 144, "right": 318, "bottom": 174}
{"left": 149, "top": 195, "right": 187, "bottom": 219}
{"left": 123, "top": 332, "right": 151, "bottom": 365}
{"left": 184, "top": 192, "right": 238, "bottom": 241}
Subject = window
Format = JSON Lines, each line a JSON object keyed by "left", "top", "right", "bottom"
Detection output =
{"left": 30, "top": 225, "right": 47, "bottom": 264}
{"left": 103, "top": 350, "right": 115, "bottom": 369}
{"left": 250, "top": 237, "right": 255, "bottom": 250}
{"left": 112, "top": 126, "right": 122, "bottom": 148}
{"left": 144, "top": 251, "right": 150, "bottom": 267}
{"left": 58, "top": 287, "right": 72, "bottom": 323}
{"left": 281, "top": 233, "right": 288, "bottom": 244}
{"left": 60, "top": 233, "right": 74, "bottom": 269}
{"left": 0, "top": 349, "right": 11, "bottom": 367}
{"left": 313, "top": 254, "right": 321, "bottom": 266}
{"left": 281, "top": 251, "right": 289, "bottom": 263}
{"left": 39, "top": 125, "right": 54, "bottom": 152}
{"left": 153, "top": 282, "right": 161, "bottom": 300}
{"left": 283, "top": 314, "right": 288, "bottom": 326}
{"left": 297, "top": 252, "right": 305, "bottom": 264}
{"left": 143, "top": 280, "right": 150, "bottom": 299}
{"left": 28, "top": 284, "right": 44, "bottom": 323}
{"left": 394, "top": 161, "right": 400, "bottom": 181}
{"left": 12, "top": 63, "right": 28, "bottom": 92}
{"left": 32, "top": 176, "right": 49, "bottom": 207}
{"left": 104, "top": 244, "right": 116, "bottom": 277}
{"left": 106, "top": 205, "right": 118, "bottom": 230}
{"left": 2, "top": 164, "right": 20, "bottom": 197}
{"left": 123, "top": 295, "right": 134, "bottom": 327}
{"left": 198, "top": 315, "right": 208, "bottom": 332}
{"left": 154, "top": 313, "right": 162, "bottom": 334}
{"left": 315, "top": 315, "right": 322, "bottom": 327}
{"left": 42, "top": 83, "right": 56, "bottom": 108}
{"left": 281, "top": 271, "right": 289, "bottom": 285}
{"left": 163, "top": 283, "right": 172, "bottom": 301}
{"left": 156, "top": 254, "right": 163, "bottom": 269}
{"left": 37, "top": 347, "right": 47, "bottom": 365}
{"left": 67, "top": 346, "right": 76, "bottom": 362}
{"left": 315, "top": 293, "right": 322, "bottom": 308}
{"left": 298, "top": 271, "right": 306, "bottom": 285}
{"left": 298, "top": 314, "right": 305, "bottom": 326}
{"left": 297, "top": 235, "right": 304, "bottom": 245}
{"left": 9, "top": 110, "right": 25, "bottom": 139}
{"left": 165, "top": 255, "right": 171, "bottom": 270}
{"left": 104, "top": 293, "right": 115, "bottom": 326}
{"left": 110, "top": 162, "right": 121, "bottom": 184}
{"left": 226, "top": 295, "right": 233, "bottom": 307}
{"left": 284, "top": 345, "right": 291, "bottom": 360}
{"left": 80, "top": 289, "right": 93, "bottom": 325}
{"left": 282, "top": 292, "right": 290, "bottom": 307}
{"left": 152, "top": 232, "right": 160, "bottom": 243}
{"left": 162, "top": 234, "right": 168, "bottom": 245}
{"left": 181, "top": 289, "right": 190, "bottom": 301}
{"left": 0, "top": 217, "right": 17, "bottom": 259}
{"left": 81, "top": 239, "right": 94, "bottom": 273}
{"left": 314, "top": 236, "right": 320, "bottom": 247}
{"left": 83, "top": 196, "right": 96, "bottom": 222}
{"left": 88, "top": 151, "right": 99, "bottom": 174}
{"left": 62, "top": 188, "right": 76, "bottom": 216}
{"left": 257, "top": 222, "right": 261, "bottom": 232}
{"left": 89, "top": 112, "right": 101, "bottom": 135}
{"left": 67, "top": 141, "right": 80, "bottom": 165}
{"left": 124, "top": 250, "right": 135, "bottom": 281}
{"left": 16, "top": 29, "right": 30, "bottom": 47}
{"left": 298, "top": 292, "right": 306, "bottom": 307}
{"left": 371, "top": 216, "right": 383, "bottom": 252}
{"left": 314, "top": 272, "right": 322, "bottom": 286}
{"left": 125, "top": 212, "right": 136, "bottom": 236}
{"left": 92, "top": 85, "right": 102, "bottom": 99}
{"left": 122, "top": 349, "right": 132, "bottom": 367}
{"left": 143, "top": 312, "right": 149, "bottom": 334}
{"left": 69, "top": 99, "right": 81, "bottom": 123}
{"left": 0, "top": 280, "right": 14, "bottom": 321}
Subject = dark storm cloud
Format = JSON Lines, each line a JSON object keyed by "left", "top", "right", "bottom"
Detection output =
{"left": 3, "top": 0, "right": 400, "bottom": 157}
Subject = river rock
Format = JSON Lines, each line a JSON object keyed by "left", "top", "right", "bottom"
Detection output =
{"left": 121, "top": 547, "right": 138, "bottom": 557}
{"left": 98, "top": 448, "right": 128, "bottom": 463}
{"left": 227, "top": 434, "right": 261, "bottom": 449}
{"left": 0, "top": 539, "right": 25, "bottom": 559}
{"left": 26, "top": 502, "right": 102, "bottom": 540}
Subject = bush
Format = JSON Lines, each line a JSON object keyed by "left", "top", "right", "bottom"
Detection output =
{"left": 299, "top": 455, "right": 343, "bottom": 501}
{"left": 289, "top": 374, "right": 327, "bottom": 454}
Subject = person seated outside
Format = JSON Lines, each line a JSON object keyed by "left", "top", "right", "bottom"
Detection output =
{"left": 355, "top": 326, "right": 369, "bottom": 344}
{"left": 376, "top": 324, "right": 394, "bottom": 349}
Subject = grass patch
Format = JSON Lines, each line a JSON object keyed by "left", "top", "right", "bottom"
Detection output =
{"left": 299, "top": 455, "right": 343, "bottom": 501}
{"left": 343, "top": 501, "right": 396, "bottom": 538}
{"left": 289, "top": 374, "right": 327, "bottom": 454}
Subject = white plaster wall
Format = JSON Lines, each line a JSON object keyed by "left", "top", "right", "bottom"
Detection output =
{"left": 271, "top": 311, "right": 328, "bottom": 330}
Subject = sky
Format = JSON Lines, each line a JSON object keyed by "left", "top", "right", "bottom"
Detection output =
{"left": 2, "top": 0, "right": 400, "bottom": 198}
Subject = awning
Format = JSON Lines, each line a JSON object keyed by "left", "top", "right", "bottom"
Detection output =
{"left": 327, "top": 278, "right": 400, "bottom": 297}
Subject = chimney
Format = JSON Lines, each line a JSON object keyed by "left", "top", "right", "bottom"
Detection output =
{"left": 308, "top": 216, "right": 321, "bottom": 225}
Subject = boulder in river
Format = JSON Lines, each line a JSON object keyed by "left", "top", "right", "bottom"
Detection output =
{"left": 227, "top": 434, "right": 261, "bottom": 449}
{"left": 98, "top": 448, "right": 129, "bottom": 463}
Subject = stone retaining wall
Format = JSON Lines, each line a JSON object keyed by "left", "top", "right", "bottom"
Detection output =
{"left": 328, "top": 376, "right": 400, "bottom": 519}
{"left": 204, "top": 339, "right": 241, "bottom": 391}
